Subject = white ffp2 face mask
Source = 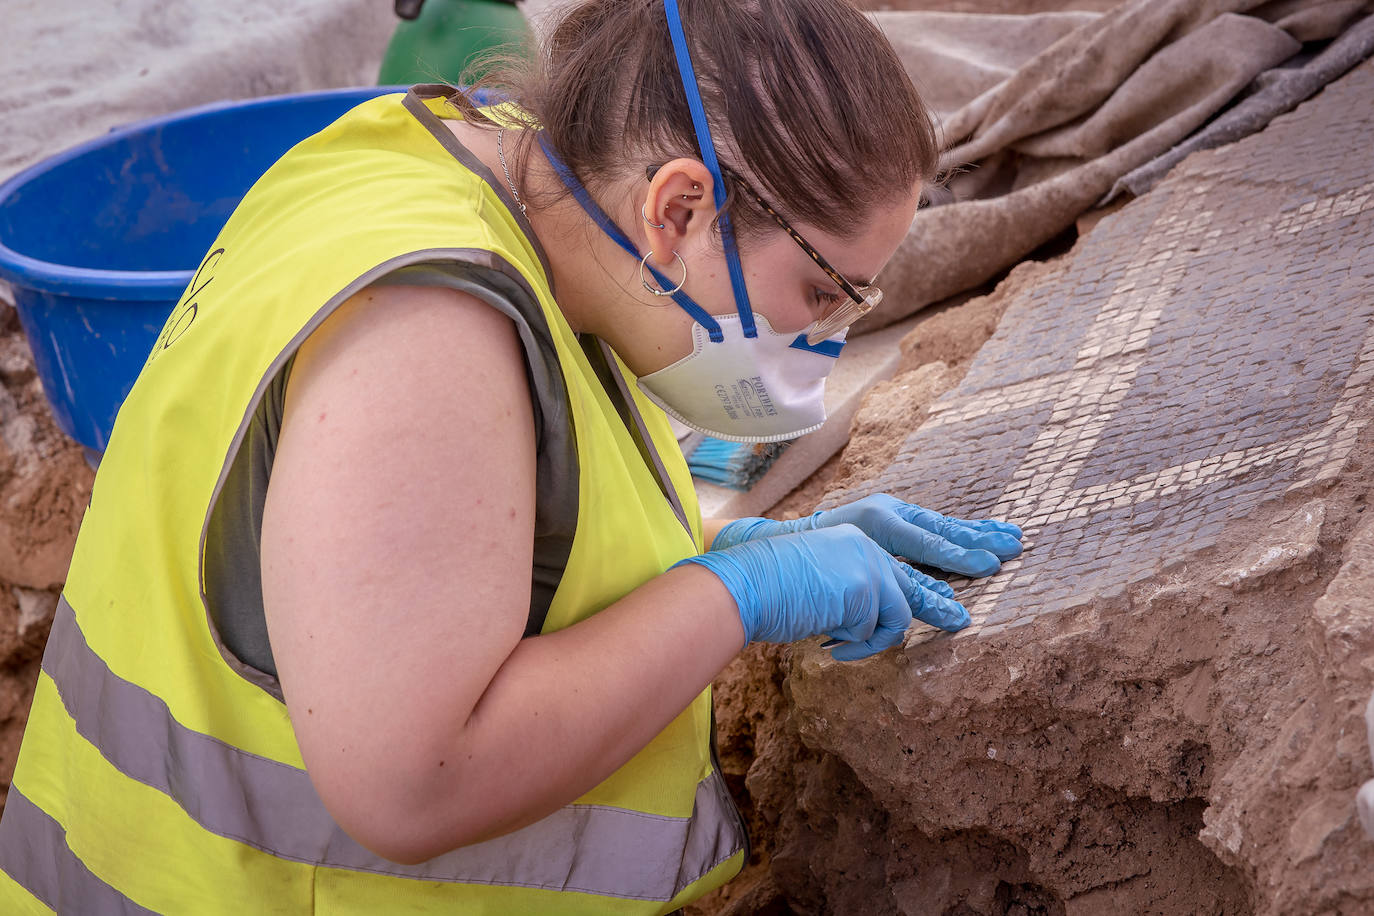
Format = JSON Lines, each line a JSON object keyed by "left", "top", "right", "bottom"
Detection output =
{"left": 637, "top": 314, "right": 844, "bottom": 443}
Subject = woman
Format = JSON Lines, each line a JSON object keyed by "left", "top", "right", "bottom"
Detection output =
{"left": 0, "top": 0, "right": 1021, "bottom": 911}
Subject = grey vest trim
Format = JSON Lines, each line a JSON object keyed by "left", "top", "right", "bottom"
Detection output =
{"left": 0, "top": 788, "right": 157, "bottom": 914}
{"left": 31, "top": 596, "right": 746, "bottom": 900}
{"left": 201, "top": 356, "right": 293, "bottom": 681}
{"left": 200, "top": 247, "right": 576, "bottom": 698}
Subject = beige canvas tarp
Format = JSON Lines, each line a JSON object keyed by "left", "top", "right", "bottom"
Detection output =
{"left": 867, "top": 0, "right": 1374, "bottom": 331}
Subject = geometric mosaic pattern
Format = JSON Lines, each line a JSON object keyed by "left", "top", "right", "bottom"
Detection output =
{"left": 828, "top": 61, "right": 1374, "bottom": 644}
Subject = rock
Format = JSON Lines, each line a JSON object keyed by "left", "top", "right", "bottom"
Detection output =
{"left": 0, "top": 301, "right": 33, "bottom": 389}
{"left": 731, "top": 455, "right": 1374, "bottom": 915}
{"left": 1288, "top": 792, "right": 1354, "bottom": 865}
{"left": 1357, "top": 778, "right": 1374, "bottom": 842}
{"left": 1319, "top": 516, "right": 1374, "bottom": 849}
{"left": 0, "top": 588, "right": 56, "bottom": 667}
{"left": 1312, "top": 508, "right": 1374, "bottom": 682}
{"left": 1217, "top": 498, "right": 1326, "bottom": 591}
{"left": 0, "top": 668, "right": 35, "bottom": 801}
{"left": 12, "top": 588, "right": 56, "bottom": 642}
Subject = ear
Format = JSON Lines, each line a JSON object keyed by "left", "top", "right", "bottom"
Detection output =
{"left": 641, "top": 158, "right": 715, "bottom": 268}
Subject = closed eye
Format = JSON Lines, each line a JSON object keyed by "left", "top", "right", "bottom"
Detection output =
{"left": 812, "top": 288, "right": 846, "bottom": 310}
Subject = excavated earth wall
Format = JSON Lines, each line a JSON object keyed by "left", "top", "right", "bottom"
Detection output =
{"left": 698, "top": 60, "right": 1374, "bottom": 916}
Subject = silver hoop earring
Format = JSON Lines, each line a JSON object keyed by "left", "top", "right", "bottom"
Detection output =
{"left": 641, "top": 204, "right": 666, "bottom": 230}
{"left": 640, "top": 251, "right": 687, "bottom": 296}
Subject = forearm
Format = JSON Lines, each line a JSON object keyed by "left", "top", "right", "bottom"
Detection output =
{"left": 395, "top": 563, "right": 743, "bottom": 859}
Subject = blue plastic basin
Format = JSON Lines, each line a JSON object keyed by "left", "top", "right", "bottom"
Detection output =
{"left": 0, "top": 87, "right": 398, "bottom": 452}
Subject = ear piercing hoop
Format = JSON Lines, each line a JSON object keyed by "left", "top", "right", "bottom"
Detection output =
{"left": 642, "top": 205, "right": 666, "bottom": 230}
{"left": 640, "top": 251, "right": 688, "bottom": 296}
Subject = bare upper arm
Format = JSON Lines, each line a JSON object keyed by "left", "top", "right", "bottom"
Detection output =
{"left": 259, "top": 283, "right": 537, "bottom": 845}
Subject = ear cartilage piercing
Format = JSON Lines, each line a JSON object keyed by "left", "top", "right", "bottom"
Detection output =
{"left": 641, "top": 204, "right": 666, "bottom": 230}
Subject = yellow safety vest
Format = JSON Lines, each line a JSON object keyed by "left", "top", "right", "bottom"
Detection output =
{"left": 0, "top": 86, "right": 746, "bottom": 914}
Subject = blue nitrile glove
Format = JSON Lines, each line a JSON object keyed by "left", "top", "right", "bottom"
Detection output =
{"left": 674, "top": 524, "right": 969, "bottom": 661}
{"left": 712, "top": 494, "right": 1023, "bottom": 578}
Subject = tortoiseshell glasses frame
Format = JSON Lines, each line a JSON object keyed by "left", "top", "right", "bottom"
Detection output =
{"left": 647, "top": 163, "right": 883, "bottom": 344}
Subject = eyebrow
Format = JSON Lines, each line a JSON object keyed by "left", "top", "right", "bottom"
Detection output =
{"left": 809, "top": 260, "right": 873, "bottom": 289}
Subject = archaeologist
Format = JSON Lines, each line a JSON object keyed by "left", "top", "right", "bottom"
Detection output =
{"left": 0, "top": 0, "right": 1021, "bottom": 911}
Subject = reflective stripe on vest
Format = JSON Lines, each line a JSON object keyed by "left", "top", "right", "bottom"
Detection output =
{"left": 0, "top": 789, "right": 155, "bottom": 915}
{"left": 3, "top": 595, "right": 741, "bottom": 905}
{"left": 0, "top": 87, "right": 745, "bottom": 911}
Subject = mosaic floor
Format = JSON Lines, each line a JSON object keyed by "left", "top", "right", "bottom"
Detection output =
{"left": 826, "top": 61, "right": 1374, "bottom": 644}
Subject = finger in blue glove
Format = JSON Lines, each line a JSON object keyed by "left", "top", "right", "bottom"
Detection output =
{"left": 895, "top": 504, "right": 1023, "bottom": 560}
{"left": 948, "top": 516, "right": 1024, "bottom": 539}
{"left": 893, "top": 558, "right": 970, "bottom": 630}
{"left": 884, "top": 501, "right": 1022, "bottom": 576}
{"left": 714, "top": 495, "right": 1024, "bottom": 579}
{"left": 824, "top": 556, "right": 969, "bottom": 660}
{"left": 905, "top": 563, "right": 956, "bottom": 599}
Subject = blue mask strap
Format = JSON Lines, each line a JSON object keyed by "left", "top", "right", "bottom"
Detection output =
{"left": 663, "top": 0, "right": 758, "bottom": 339}
{"left": 537, "top": 133, "right": 724, "bottom": 342}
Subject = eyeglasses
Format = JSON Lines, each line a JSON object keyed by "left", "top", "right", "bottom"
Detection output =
{"left": 647, "top": 164, "right": 883, "bottom": 345}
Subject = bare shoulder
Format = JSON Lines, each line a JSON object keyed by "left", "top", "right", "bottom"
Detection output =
{"left": 259, "top": 283, "right": 538, "bottom": 821}
{"left": 275, "top": 282, "right": 537, "bottom": 543}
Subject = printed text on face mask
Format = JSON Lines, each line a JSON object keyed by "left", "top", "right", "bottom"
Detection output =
{"left": 715, "top": 378, "right": 779, "bottom": 421}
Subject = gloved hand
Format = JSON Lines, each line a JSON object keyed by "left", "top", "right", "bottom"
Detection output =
{"left": 674, "top": 524, "right": 969, "bottom": 661}
{"left": 711, "top": 494, "right": 1023, "bottom": 578}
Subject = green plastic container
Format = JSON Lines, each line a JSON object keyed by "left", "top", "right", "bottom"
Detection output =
{"left": 378, "top": 0, "right": 531, "bottom": 86}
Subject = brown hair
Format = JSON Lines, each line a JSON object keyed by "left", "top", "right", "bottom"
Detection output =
{"left": 451, "top": 0, "right": 938, "bottom": 242}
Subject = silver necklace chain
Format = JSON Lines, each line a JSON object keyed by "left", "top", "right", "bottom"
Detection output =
{"left": 496, "top": 129, "right": 526, "bottom": 216}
